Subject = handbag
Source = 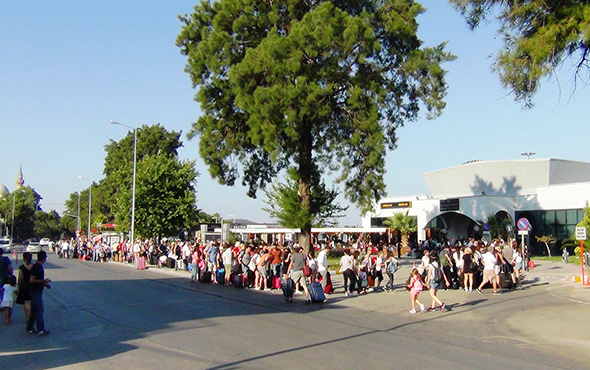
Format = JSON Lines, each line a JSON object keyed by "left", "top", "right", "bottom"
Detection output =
{"left": 302, "top": 265, "right": 311, "bottom": 277}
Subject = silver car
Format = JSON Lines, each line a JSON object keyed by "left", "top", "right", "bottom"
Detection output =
{"left": 26, "top": 241, "right": 41, "bottom": 253}
{"left": 0, "top": 237, "right": 10, "bottom": 253}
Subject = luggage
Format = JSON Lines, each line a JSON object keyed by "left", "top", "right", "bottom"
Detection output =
{"left": 282, "top": 278, "right": 294, "bottom": 301}
{"left": 367, "top": 275, "right": 375, "bottom": 288}
{"left": 357, "top": 278, "right": 368, "bottom": 290}
{"left": 166, "top": 257, "right": 175, "bottom": 269}
{"left": 272, "top": 275, "right": 281, "bottom": 289}
{"left": 216, "top": 268, "right": 225, "bottom": 284}
{"left": 200, "top": 271, "right": 212, "bottom": 283}
{"left": 500, "top": 272, "right": 513, "bottom": 289}
{"left": 319, "top": 272, "right": 334, "bottom": 294}
{"left": 307, "top": 281, "right": 326, "bottom": 303}
{"left": 233, "top": 273, "right": 244, "bottom": 288}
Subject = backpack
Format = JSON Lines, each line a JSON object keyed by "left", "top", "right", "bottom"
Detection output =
{"left": 386, "top": 260, "right": 399, "bottom": 275}
{"left": 431, "top": 264, "right": 443, "bottom": 284}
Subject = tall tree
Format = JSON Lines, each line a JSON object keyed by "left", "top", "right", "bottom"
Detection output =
{"left": 177, "top": 0, "right": 454, "bottom": 252}
{"left": 263, "top": 171, "right": 347, "bottom": 228}
{"left": 450, "top": 0, "right": 590, "bottom": 106}
{"left": 132, "top": 155, "right": 199, "bottom": 239}
{"left": 0, "top": 187, "right": 40, "bottom": 241}
{"left": 100, "top": 124, "right": 199, "bottom": 239}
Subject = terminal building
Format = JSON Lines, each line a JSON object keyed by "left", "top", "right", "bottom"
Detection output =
{"left": 363, "top": 158, "right": 590, "bottom": 253}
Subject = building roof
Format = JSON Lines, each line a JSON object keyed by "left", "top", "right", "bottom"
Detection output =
{"left": 0, "top": 183, "right": 8, "bottom": 197}
{"left": 423, "top": 158, "right": 590, "bottom": 198}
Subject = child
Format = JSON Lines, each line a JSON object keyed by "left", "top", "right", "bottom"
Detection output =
{"left": 1, "top": 275, "right": 17, "bottom": 325}
{"left": 407, "top": 268, "right": 425, "bottom": 314}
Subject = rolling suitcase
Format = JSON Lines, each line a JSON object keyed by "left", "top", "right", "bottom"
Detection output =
{"left": 307, "top": 281, "right": 326, "bottom": 303}
{"left": 272, "top": 275, "right": 281, "bottom": 289}
{"left": 166, "top": 257, "right": 175, "bottom": 269}
{"left": 233, "top": 273, "right": 244, "bottom": 288}
{"left": 500, "top": 272, "right": 513, "bottom": 289}
{"left": 216, "top": 268, "right": 225, "bottom": 284}
{"left": 200, "top": 271, "right": 212, "bottom": 283}
{"left": 282, "top": 278, "right": 294, "bottom": 302}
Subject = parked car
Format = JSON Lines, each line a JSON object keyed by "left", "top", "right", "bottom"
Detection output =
{"left": 0, "top": 237, "right": 10, "bottom": 253}
{"left": 40, "top": 238, "right": 51, "bottom": 247}
{"left": 26, "top": 241, "right": 41, "bottom": 253}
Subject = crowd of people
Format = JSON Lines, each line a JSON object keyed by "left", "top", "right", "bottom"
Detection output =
{"left": 2, "top": 235, "right": 528, "bottom": 319}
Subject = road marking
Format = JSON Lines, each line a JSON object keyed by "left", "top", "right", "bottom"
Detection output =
{"left": 0, "top": 347, "right": 68, "bottom": 356}
{"left": 547, "top": 285, "right": 590, "bottom": 305}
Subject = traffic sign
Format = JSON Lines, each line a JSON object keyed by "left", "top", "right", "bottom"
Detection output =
{"left": 517, "top": 218, "right": 532, "bottom": 231}
{"left": 576, "top": 227, "right": 587, "bottom": 241}
{"left": 518, "top": 230, "right": 529, "bottom": 236}
{"left": 483, "top": 223, "right": 491, "bottom": 231}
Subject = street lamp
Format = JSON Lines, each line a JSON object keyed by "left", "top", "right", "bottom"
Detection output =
{"left": 109, "top": 120, "right": 137, "bottom": 248}
{"left": 78, "top": 177, "right": 93, "bottom": 240}
{"left": 9, "top": 189, "right": 26, "bottom": 248}
{"left": 73, "top": 191, "right": 81, "bottom": 236}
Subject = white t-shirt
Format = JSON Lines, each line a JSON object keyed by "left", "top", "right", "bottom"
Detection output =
{"left": 316, "top": 250, "right": 328, "bottom": 272}
{"left": 375, "top": 256, "right": 383, "bottom": 271}
{"left": 0, "top": 284, "right": 16, "bottom": 306}
{"left": 249, "top": 253, "right": 260, "bottom": 271}
{"left": 222, "top": 248, "right": 233, "bottom": 265}
{"left": 483, "top": 252, "right": 497, "bottom": 271}
{"left": 340, "top": 255, "right": 353, "bottom": 272}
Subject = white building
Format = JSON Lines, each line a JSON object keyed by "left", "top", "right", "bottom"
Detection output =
{"left": 363, "top": 159, "right": 590, "bottom": 250}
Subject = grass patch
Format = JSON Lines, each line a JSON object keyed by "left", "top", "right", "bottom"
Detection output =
{"left": 531, "top": 255, "right": 581, "bottom": 265}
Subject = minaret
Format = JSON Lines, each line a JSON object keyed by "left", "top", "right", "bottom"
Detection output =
{"left": 16, "top": 166, "right": 24, "bottom": 188}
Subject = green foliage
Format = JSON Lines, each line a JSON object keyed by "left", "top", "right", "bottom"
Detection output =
{"left": 0, "top": 187, "right": 41, "bottom": 240}
{"left": 577, "top": 201, "right": 590, "bottom": 232}
{"left": 122, "top": 154, "right": 199, "bottom": 239}
{"left": 66, "top": 124, "right": 200, "bottom": 240}
{"left": 481, "top": 214, "right": 512, "bottom": 240}
{"left": 177, "top": 0, "right": 454, "bottom": 250}
{"left": 263, "top": 171, "right": 347, "bottom": 228}
{"left": 450, "top": 0, "right": 590, "bottom": 107}
{"left": 33, "top": 210, "right": 62, "bottom": 240}
{"left": 384, "top": 211, "right": 417, "bottom": 234}
{"left": 384, "top": 210, "right": 417, "bottom": 249}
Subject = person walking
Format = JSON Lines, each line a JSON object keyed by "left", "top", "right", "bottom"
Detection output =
{"left": 476, "top": 246, "right": 500, "bottom": 295}
{"left": 462, "top": 247, "right": 476, "bottom": 292}
{"left": 384, "top": 251, "right": 398, "bottom": 292}
{"left": 16, "top": 252, "right": 33, "bottom": 321}
{"left": 287, "top": 247, "right": 311, "bottom": 304}
{"left": 339, "top": 248, "right": 357, "bottom": 296}
{"left": 425, "top": 251, "right": 449, "bottom": 312}
{"left": 407, "top": 268, "right": 425, "bottom": 314}
{"left": 1, "top": 275, "right": 17, "bottom": 324}
{"left": 27, "top": 251, "right": 51, "bottom": 336}
{"left": 316, "top": 245, "right": 330, "bottom": 292}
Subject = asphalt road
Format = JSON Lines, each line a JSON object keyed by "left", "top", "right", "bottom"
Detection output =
{"left": 1, "top": 254, "right": 588, "bottom": 369}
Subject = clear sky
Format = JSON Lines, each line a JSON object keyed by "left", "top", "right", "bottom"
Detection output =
{"left": 1, "top": 1, "right": 588, "bottom": 227}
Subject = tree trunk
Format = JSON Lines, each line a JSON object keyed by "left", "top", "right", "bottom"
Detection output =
{"left": 298, "top": 120, "right": 313, "bottom": 255}
{"left": 544, "top": 242, "right": 551, "bottom": 257}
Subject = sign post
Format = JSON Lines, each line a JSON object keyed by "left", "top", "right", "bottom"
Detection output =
{"left": 517, "top": 218, "right": 532, "bottom": 271}
{"left": 576, "top": 227, "right": 587, "bottom": 285}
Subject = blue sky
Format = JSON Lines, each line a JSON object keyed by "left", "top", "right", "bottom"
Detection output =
{"left": 1, "top": 1, "right": 588, "bottom": 227}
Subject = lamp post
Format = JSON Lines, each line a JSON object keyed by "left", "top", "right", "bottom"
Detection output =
{"left": 78, "top": 177, "right": 93, "bottom": 240}
{"left": 9, "top": 189, "right": 25, "bottom": 248}
{"left": 109, "top": 121, "right": 137, "bottom": 248}
{"left": 74, "top": 191, "right": 81, "bottom": 237}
